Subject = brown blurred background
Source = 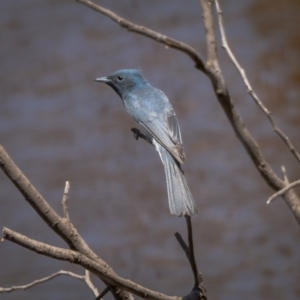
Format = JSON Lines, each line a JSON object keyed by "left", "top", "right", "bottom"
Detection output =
{"left": 1, "top": 1, "right": 300, "bottom": 299}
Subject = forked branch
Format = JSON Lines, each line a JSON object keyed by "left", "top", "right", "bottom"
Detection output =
{"left": 0, "top": 142, "right": 203, "bottom": 299}
{"left": 2, "top": 227, "right": 179, "bottom": 300}
{"left": 215, "top": 0, "right": 300, "bottom": 163}
{"left": 199, "top": 0, "right": 300, "bottom": 224}
{"left": 0, "top": 144, "right": 130, "bottom": 300}
{"left": 175, "top": 216, "right": 207, "bottom": 300}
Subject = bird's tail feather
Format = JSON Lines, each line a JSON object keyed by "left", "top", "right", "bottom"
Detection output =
{"left": 154, "top": 141, "right": 197, "bottom": 217}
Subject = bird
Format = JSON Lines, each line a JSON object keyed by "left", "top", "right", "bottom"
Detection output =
{"left": 95, "top": 69, "right": 197, "bottom": 217}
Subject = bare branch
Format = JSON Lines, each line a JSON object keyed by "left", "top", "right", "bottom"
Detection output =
{"left": 2, "top": 227, "right": 180, "bottom": 300}
{"left": 175, "top": 217, "right": 207, "bottom": 300}
{"left": 185, "top": 216, "right": 207, "bottom": 300}
{"left": 267, "top": 180, "right": 300, "bottom": 204}
{"left": 200, "top": 0, "right": 219, "bottom": 70}
{"left": 62, "top": 181, "right": 70, "bottom": 220}
{"left": 76, "top": 0, "right": 206, "bottom": 72}
{"left": 197, "top": 0, "right": 300, "bottom": 224}
{"left": 185, "top": 216, "right": 201, "bottom": 287}
{"left": 84, "top": 270, "right": 100, "bottom": 297}
{"left": 215, "top": 0, "right": 300, "bottom": 163}
{"left": 0, "top": 270, "right": 98, "bottom": 297}
{"left": 95, "top": 286, "right": 112, "bottom": 300}
{"left": 0, "top": 144, "right": 106, "bottom": 264}
{"left": 0, "top": 144, "right": 130, "bottom": 300}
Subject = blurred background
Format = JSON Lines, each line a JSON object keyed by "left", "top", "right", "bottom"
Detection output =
{"left": 1, "top": 0, "right": 300, "bottom": 299}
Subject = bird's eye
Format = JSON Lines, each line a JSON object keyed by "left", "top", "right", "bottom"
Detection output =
{"left": 117, "top": 75, "right": 124, "bottom": 82}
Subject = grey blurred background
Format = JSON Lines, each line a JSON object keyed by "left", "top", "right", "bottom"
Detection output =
{"left": 1, "top": 1, "right": 300, "bottom": 299}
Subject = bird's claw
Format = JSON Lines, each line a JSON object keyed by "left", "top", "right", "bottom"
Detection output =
{"left": 131, "top": 128, "right": 141, "bottom": 140}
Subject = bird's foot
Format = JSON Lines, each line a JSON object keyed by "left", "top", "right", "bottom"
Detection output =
{"left": 131, "top": 128, "right": 153, "bottom": 144}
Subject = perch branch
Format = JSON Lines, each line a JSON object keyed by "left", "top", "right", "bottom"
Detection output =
{"left": 2, "top": 227, "right": 180, "bottom": 300}
{"left": 267, "top": 180, "right": 300, "bottom": 204}
{"left": 76, "top": 0, "right": 206, "bottom": 71}
{"left": 215, "top": 0, "right": 300, "bottom": 163}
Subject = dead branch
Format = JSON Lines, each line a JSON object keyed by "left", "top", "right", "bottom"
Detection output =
{"left": 0, "top": 144, "right": 129, "bottom": 300}
{"left": 76, "top": 0, "right": 206, "bottom": 71}
{"left": 215, "top": 0, "right": 300, "bottom": 163}
{"left": 199, "top": 0, "right": 300, "bottom": 224}
{"left": 2, "top": 227, "right": 180, "bottom": 300}
{"left": 0, "top": 144, "right": 201, "bottom": 299}
{"left": 1, "top": 0, "right": 300, "bottom": 299}
{"left": 0, "top": 145, "right": 105, "bottom": 263}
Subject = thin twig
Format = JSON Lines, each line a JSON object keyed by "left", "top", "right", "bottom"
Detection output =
{"left": 175, "top": 217, "right": 207, "bottom": 300}
{"left": 267, "top": 180, "right": 300, "bottom": 204}
{"left": 0, "top": 270, "right": 98, "bottom": 296}
{"left": 62, "top": 181, "right": 70, "bottom": 220}
{"left": 174, "top": 232, "right": 189, "bottom": 256}
{"left": 84, "top": 270, "right": 100, "bottom": 297}
{"left": 95, "top": 286, "right": 112, "bottom": 300}
{"left": 215, "top": 0, "right": 300, "bottom": 163}
{"left": 76, "top": 0, "right": 206, "bottom": 71}
{"left": 185, "top": 216, "right": 201, "bottom": 287}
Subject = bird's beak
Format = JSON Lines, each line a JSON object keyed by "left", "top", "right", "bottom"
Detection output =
{"left": 94, "top": 77, "right": 111, "bottom": 83}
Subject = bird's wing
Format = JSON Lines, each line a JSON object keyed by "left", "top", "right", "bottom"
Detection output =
{"left": 140, "top": 113, "right": 185, "bottom": 164}
{"left": 139, "top": 91, "right": 186, "bottom": 164}
{"left": 167, "top": 113, "right": 183, "bottom": 151}
{"left": 125, "top": 86, "right": 185, "bottom": 163}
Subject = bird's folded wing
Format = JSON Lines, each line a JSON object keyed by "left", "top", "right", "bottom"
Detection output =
{"left": 140, "top": 115, "right": 185, "bottom": 164}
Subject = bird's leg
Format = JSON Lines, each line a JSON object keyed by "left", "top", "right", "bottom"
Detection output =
{"left": 131, "top": 128, "right": 153, "bottom": 145}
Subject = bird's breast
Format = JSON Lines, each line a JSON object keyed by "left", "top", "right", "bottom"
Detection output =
{"left": 123, "top": 94, "right": 160, "bottom": 123}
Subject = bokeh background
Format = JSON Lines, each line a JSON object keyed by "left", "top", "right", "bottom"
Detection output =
{"left": 1, "top": 1, "right": 300, "bottom": 299}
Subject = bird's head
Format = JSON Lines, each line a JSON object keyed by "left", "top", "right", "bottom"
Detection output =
{"left": 95, "top": 69, "right": 147, "bottom": 98}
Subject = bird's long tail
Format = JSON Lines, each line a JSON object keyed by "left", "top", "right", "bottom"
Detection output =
{"left": 154, "top": 141, "right": 197, "bottom": 217}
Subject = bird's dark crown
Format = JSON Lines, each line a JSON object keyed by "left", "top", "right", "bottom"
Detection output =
{"left": 105, "top": 69, "right": 148, "bottom": 98}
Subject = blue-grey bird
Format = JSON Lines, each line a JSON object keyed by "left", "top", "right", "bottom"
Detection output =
{"left": 95, "top": 69, "right": 197, "bottom": 217}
